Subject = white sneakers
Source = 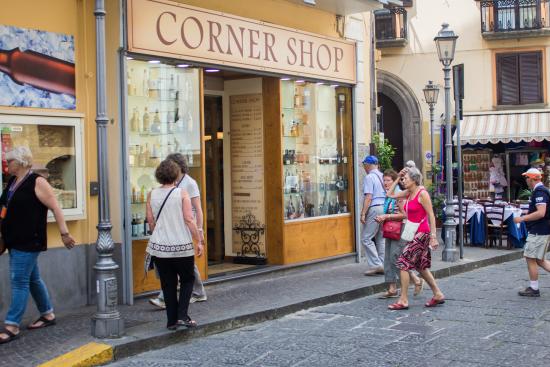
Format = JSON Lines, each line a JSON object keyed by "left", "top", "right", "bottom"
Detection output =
{"left": 149, "top": 297, "right": 166, "bottom": 309}
{"left": 190, "top": 295, "right": 207, "bottom": 303}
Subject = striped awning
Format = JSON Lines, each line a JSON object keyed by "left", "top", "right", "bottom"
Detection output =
{"left": 456, "top": 110, "right": 550, "bottom": 145}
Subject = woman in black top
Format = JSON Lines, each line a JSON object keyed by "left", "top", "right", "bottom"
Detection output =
{"left": 0, "top": 146, "right": 75, "bottom": 344}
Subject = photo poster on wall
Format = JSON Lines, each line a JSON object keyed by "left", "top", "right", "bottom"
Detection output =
{"left": 0, "top": 24, "right": 75, "bottom": 109}
{"left": 229, "top": 94, "right": 266, "bottom": 258}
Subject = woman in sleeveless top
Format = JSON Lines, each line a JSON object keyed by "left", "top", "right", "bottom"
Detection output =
{"left": 385, "top": 167, "right": 445, "bottom": 310}
{"left": 376, "top": 169, "right": 423, "bottom": 299}
{"left": 146, "top": 159, "right": 203, "bottom": 330}
{"left": 0, "top": 147, "right": 75, "bottom": 344}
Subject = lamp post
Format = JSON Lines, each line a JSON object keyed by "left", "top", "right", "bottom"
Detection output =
{"left": 434, "top": 23, "right": 459, "bottom": 262}
{"left": 91, "top": 0, "right": 124, "bottom": 337}
{"left": 423, "top": 81, "right": 440, "bottom": 193}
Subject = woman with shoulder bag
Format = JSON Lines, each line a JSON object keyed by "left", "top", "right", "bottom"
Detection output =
{"left": 146, "top": 159, "right": 203, "bottom": 330}
{"left": 0, "top": 147, "right": 75, "bottom": 344}
{"left": 385, "top": 167, "right": 445, "bottom": 310}
{"left": 376, "top": 169, "right": 423, "bottom": 299}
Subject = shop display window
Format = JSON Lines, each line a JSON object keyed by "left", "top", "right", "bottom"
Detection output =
{"left": 126, "top": 59, "right": 201, "bottom": 239}
{"left": 0, "top": 113, "right": 84, "bottom": 219}
{"left": 281, "top": 80, "right": 351, "bottom": 221}
{"left": 463, "top": 150, "right": 491, "bottom": 200}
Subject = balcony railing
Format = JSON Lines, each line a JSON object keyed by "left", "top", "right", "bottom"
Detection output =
{"left": 480, "top": 0, "right": 550, "bottom": 35}
{"left": 374, "top": 7, "right": 408, "bottom": 47}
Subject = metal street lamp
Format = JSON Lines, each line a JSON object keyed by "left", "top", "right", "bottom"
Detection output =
{"left": 423, "top": 81, "right": 440, "bottom": 193}
{"left": 91, "top": 0, "right": 124, "bottom": 337}
{"left": 434, "top": 23, "right": 458, "bottom": 262}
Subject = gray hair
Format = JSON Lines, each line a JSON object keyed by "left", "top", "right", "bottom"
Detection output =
{"left": 406, "top": 167, "right": 423, "bottom": 186}
{"left": 405, "top": 160, "right": 416, "bottom": 168}
{"left": 5, "top": 146, "right": 33, "bottom": 168}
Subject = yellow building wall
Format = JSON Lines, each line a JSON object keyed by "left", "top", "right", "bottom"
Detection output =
{"left": 377, "top": 0, "right": 550, "bottom": 174}
{"left": 0, "top": 0, "right": 102, "bottom": 248}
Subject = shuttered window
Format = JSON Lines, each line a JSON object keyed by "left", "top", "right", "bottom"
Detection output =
{"left": 496, "top": 51, "right": 543, "bottom": 105}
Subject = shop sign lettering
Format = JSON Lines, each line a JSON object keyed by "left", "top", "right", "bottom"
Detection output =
{"left": 127, "top": 0, "right": 356, "bottom": 84}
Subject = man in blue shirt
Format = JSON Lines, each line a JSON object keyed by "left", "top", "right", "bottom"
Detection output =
{"left": 514, "top": 168, "right": 550, "bottom": 297}
{"left": 360, "top": 155, "right": 387, "bottom": 275}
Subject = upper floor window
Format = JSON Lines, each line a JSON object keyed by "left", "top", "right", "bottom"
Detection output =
{"left": 481, "top": 0, "right": 550, "bottom": 33}
{"left": 496, "top": 51, "right": 544, "bottom": 105}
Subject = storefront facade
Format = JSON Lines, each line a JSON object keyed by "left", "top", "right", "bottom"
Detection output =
{"left": 120, "top": 0, "right": 379, "bottom": 300}
{"left": 0, "top": 0, "right": 123, "bottom": 315}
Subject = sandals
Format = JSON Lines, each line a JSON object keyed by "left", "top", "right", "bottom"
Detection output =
{"left": 27, "top": 316, "right": 56, "bottom": 330}
{"left": 425, "top": 297, "right": 445, "bottom": 308}
{"left": 0, "top": 328, "right": 20, "bottom": 344}
{"left": 388, "top": 302, "right": 409, "bottom": 310}
{"left": 413, "top": 279, "right": 425, "bottom": 297}
{"left": 177, "top": 317, "right": 197, "bottom": 328}
{"left": 379, "top": 291, "right": 399, "bottom": 299}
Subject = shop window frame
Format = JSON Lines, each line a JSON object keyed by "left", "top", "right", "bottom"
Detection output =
{"left": 0, "top": 110, "right": 86, "bottom": 221}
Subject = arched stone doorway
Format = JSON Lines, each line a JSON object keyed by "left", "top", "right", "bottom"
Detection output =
{"left": 377, "top": 70, "right": 423, "bottom": 171}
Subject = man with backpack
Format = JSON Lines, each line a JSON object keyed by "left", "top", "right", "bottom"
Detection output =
{"left": 514, "top": 168, "right": 550, "bottom": 297}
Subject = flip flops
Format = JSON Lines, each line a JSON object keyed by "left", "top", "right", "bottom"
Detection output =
{"left": 425, "top": 297, "right": 445, "bottom": 308}
{"left": 0, "top": 328, "right": 19, "bottom": 344}
{"left": 27, "top": 316, "right": 56, "bottom": 330}
{"left": 177, "top": 317, "right": 197, "bottom": 328}
{"left": 388, "top": 302, "right": 409, "bottom": 310}
{"left": 379, "top": 291, "right": 399, "bottom": 299}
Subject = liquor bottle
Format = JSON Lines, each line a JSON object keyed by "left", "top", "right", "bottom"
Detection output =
{"left": 131, "top": 214, "right": 138, "bottom": 237}
{"left": 151, "top": 110, "right": 161, "bottom": 133}
{"left": 290, "top": 121, "right": 299, "bottom": 137}
{"left": 140, "top": 186, "right": 146, "bottom": 203}
{"left": 130, "top": 108, "right": 139, "bottom": 132}
{"left": 127, "top": 69, "right": 133, "bottom": 96}
{"left": 0, "top": 48, "right": 75, "bottom": 95}
{"left": 128, "top": 146, "right": 135, "bottom": 167}
{"left": 136, "top": 214, "right": 143, "bottom": 235}
{"left": 142, "top": 69, "right": 149, "bottom": 97}
{"left": 144, "top": 217, "right": 150, "bottom": 236}
{"left": 142, "top": 107, "right": 151, "bottom": 133}
{"left": 294, "top": 87, "right": 301, "bottom": 107}
{"left": 131, "top": 185, "right": 136, "bottom": 204}
{"left": 341, "top": 200, "right": 348, "bottom": 213}
{"left": 290, "top": 150, "right": 296, "bottom": 165}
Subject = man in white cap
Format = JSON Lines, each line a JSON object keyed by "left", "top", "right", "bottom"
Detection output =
{"left": 514, "top": 168, "right": 550, "bottom": 297}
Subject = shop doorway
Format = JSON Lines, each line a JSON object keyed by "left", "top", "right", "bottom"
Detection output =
{"left": 378, "top": 92, "right": 404, "bottom": 170}
{"left": 204, "top": 72, "right": 268, "bottom": 277}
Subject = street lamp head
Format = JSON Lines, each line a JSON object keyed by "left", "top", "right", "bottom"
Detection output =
{"left": 434, "top": 23, "right": 458, "bottom": 66}
{"left": 423, "top": 80, "right": 440, "bottom": 105}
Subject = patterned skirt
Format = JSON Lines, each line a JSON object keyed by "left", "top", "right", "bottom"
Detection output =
{"left": 396, "top": 232, "right": 431, "bottom": 271}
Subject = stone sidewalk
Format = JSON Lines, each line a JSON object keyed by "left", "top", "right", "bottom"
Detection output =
{"left": 0, "top": 246, "right": 523, "bottom": 367}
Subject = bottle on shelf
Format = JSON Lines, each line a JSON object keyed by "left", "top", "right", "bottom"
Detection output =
{"left": 142, "top": 107, "right": 151, "bottom": 133}
{"left": 131, "top": 185, "right": 137, "bottom": 204}
{"left": 144, "top": 217, "right": 150, "bottom": 236}
{"left": 130, "top": 108, "right": 139, "bottom": 133}
{"left": 127, "top": 69, "right": 134, "bottom": 96}
{"left": 290, "top": 120, "right": 299, "bottom": 137}
{"left": 142, "top": 69, "right": 149, "bottom": 97}
{"left": 140, "top": 185, "right": 146, "bottom": 203}
{"left": 297, "top": 195, "right": 305, "bottom": 219}
{"left": 151, "top": 110, "right": 161, "bottom": 133}
{"left": 128, "top": 146, "right": 136, "bottom": 168}
{"left": 341, "top": 200, "right": 348, "bottom": 213}
{"left": 131, "top": 214, "right": 138, "bottom": 237}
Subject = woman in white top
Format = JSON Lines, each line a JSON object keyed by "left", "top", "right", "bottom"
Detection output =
{"left": 146, "top": 159, "right": 203, "bottom": 330}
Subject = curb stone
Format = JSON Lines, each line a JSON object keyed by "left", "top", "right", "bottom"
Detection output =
{"left": 42, "top": 249, "right": 524, "bottom": 366}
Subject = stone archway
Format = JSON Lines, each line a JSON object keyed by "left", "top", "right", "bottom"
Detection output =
{"left": 377, "top": 70, "right": 423, "bottom": 171}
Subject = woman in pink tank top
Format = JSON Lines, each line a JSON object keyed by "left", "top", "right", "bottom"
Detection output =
{"left": 386, "top": 167, "right": 445, "bottom": 310}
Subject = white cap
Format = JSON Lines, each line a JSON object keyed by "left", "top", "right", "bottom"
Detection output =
{"left": 522, "top": 168, "right": 542, "bottom": 179}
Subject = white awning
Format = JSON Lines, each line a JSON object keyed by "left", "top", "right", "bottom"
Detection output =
{"left": 286, "top": 0, "right": 390, "bottom": 15}
{"left": 456, "top": 110, "right": 550, "bottom": 145}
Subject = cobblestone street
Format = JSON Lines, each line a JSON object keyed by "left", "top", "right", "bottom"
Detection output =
{"left": 109, "top": 258, "right": 550, "bottom": 366}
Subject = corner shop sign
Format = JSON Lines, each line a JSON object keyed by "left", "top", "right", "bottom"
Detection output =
{"left": 127, "top": 0, "right": 356, "bottom": 84}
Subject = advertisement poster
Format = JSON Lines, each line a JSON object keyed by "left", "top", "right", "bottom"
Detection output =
{"left": 0, "top": 24, "right": 75, "bottom": 109}
{"left": 229, "top": 94, "right": 266, "bottom": 257}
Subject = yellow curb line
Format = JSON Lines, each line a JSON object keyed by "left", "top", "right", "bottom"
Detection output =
{"left": 38, "top": 342, "right": 113, "bottom": 367}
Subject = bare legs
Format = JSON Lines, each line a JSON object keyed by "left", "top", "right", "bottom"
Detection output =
{"left": 526, "top": 257, "right": 550, "bottom": 281}
{"left": 396, "top": 269, "right": 443, "bottom": 307}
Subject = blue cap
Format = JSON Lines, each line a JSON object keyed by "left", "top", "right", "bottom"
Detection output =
{"left": 362, "top": 155, "right": 379, "bottom": 165}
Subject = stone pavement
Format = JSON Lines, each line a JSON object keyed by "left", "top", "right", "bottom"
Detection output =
{"left": 0, "top": 247, "right": 523, "bottom": 366}
{"left": 109, "top": 258, "right": 550, "bottom": 367}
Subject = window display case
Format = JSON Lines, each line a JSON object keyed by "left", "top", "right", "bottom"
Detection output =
{"left": 463, "top": 150, "right": 491, "bottom": 199}
{"left": 0, "top": 112, "right": 84, "bottom": 219}
{"left": 281, "top": 80, "right": 351, "bottom": 221}
{"left": 126, "top": 60, "right": 201, "bottom": 240}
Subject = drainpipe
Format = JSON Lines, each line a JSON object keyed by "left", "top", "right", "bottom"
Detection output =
{"left": 91, "top": 0, "right": 125, "bottom": 338}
